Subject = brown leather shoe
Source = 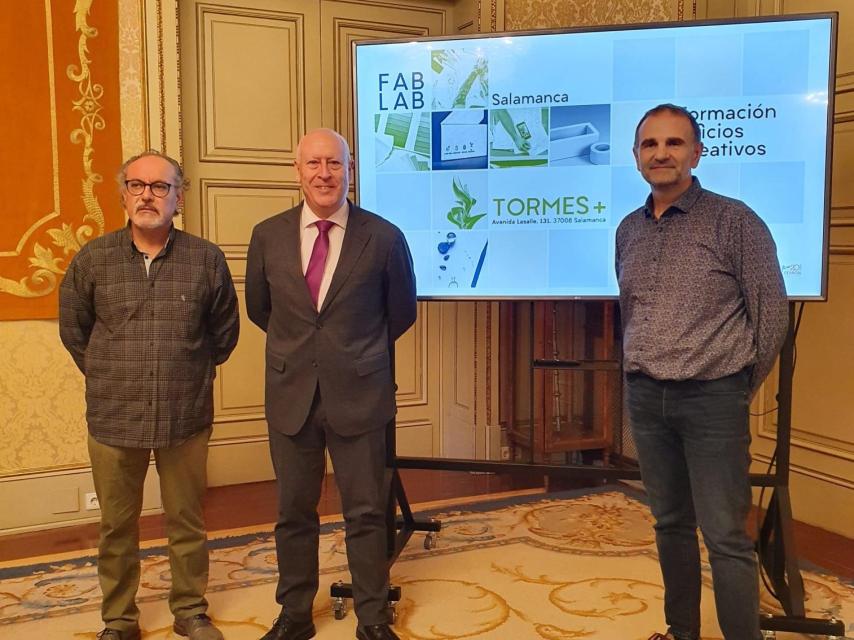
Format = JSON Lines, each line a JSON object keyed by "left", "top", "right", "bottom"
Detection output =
{"left": 174, "top": 613, "right": 224, "bottom": 640}
{"left": 96, "top": 629, "right": 141, "bottom": 640}
{"left": 356, "top": 624, "right": 400, "bottom": 640}
{"left": 647, "top": 633, "right": 675, "bottom": 640}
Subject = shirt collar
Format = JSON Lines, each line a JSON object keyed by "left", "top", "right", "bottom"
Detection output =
{"left": 301, "top": 200, "right": 350, "bottom": 231}
{"left": 643, "top": 176, "right": 703, "bottom": 219}
{"left": 123, "top": 222, "right": 176, "bottom": 258}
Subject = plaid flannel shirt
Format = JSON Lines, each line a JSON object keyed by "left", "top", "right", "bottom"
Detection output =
{"left": 59, "top": 225, "right": 240, "bottom": 448}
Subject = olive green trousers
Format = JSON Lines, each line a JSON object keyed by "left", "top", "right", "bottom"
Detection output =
{"left": 88, "top": 429, "right": 211, "bottom": 632}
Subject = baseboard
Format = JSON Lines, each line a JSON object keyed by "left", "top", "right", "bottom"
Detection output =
{"left": 0, "top": 466, "right": 163, "bottom": 535}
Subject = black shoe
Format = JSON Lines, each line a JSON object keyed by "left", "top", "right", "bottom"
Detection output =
{"left": 259, "top": 612, "right": 315, "bottom": 640}
{"left": 356, "top": 624, "right": 400, "bottom": 640}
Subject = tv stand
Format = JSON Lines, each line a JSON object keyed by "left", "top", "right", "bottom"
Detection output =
{"left": 331, "top": 302, "right": 844, "bottom": 637}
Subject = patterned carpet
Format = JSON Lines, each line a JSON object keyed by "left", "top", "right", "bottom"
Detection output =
{"left": 0, "top": 486, "right": 851, "bottom": 639}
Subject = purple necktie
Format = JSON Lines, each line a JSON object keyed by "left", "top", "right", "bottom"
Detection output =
{"left": 305, "top": 220, "right": 334, "bottom": 309}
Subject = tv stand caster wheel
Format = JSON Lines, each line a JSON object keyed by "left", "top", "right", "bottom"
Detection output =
{"left": 332, "top": 595, "right": 348, "bottom": 620}
{"left": 424, "top": 531, "right": 437, "bottom": 549}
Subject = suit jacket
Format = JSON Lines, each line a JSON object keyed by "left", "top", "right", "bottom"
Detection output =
{"left": 245, "top": 201, "right": 417, "bottom": 436}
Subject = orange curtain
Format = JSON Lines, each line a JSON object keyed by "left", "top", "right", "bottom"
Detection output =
{"left": 0, "top": 0, "right": 125, "bottom": 320}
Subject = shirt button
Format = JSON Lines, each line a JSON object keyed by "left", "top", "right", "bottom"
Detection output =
{"left": 149, "top": 342, "right": 154, "bottom": 347}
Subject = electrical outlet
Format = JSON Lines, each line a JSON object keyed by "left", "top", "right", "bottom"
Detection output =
{"left": 84, "top": 492, "right": 100, "bottom": 511}
{"left": 500, "top": 446, "right": 511, "bottom": 461}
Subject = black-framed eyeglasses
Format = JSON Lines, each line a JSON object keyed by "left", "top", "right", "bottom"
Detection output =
{"left": 124, "top": 179, "right": 175, "bottom": 198}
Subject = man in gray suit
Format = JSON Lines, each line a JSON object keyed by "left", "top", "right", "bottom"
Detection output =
{"left": 246, "top": 128, "right": 417, "bottom": 640}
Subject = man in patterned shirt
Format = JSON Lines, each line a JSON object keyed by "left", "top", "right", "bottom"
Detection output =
{"left": 615, "top": 104, "right": 788, "bottom": 640}
{"left": 59, "top": 150, "right": 240, "bottom": 640}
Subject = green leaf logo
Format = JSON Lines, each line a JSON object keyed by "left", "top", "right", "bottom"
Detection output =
{"left": 447, "top": 177, "right": 486, "bottom": 229}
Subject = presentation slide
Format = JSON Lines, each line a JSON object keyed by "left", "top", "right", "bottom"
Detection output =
{"left": 354, "top": 16, "right": 834, "bottom": 299}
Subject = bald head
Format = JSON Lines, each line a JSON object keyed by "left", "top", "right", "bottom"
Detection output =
{"left": 294, "top": 128, "right": 353, "bottom": 218}
{"left": 296, "top": 128, "right": 351, "bottom": 164}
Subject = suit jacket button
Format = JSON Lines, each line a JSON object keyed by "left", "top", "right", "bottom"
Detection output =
{"left": 312, "top": 361, "right": 318, "bottom": 367}
{"left": 315, "top": 321, "right": 323, "bottom": 329}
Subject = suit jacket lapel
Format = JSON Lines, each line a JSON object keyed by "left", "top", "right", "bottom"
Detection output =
{"left": 279, "top": 206, "right": 316, "bottom": 311}
{"left": 321, "top": 203, "right": 370, "bottom": 314}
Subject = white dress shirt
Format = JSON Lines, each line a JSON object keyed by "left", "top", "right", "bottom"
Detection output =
{"left": 300, "top": 202, "right": 349, "bottom": 310}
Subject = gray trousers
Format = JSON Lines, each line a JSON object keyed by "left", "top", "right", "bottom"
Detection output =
{"left": 267, "top": 388, "right": 391, "bottom": 625}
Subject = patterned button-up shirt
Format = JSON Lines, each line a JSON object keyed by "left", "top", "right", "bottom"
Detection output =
{"left": 59, "top": 225, "right": 240, "bottom": 448}
{"left": 615, "top": 178, "right": 788, "bottom": 392}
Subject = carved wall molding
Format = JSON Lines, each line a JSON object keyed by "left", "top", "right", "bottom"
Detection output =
{"left": 753, "top": 452, "right": 854, "bottom": 490}
{"left": 0, "top": 1, "right": 125, "bottom": 319}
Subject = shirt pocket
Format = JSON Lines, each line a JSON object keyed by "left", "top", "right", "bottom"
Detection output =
{"left": 169, "top": 291, "right": 204, "bottom": 339}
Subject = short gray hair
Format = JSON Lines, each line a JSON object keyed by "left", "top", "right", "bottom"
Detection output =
{"left": 117, "top": 149, "right": 190, "bottom": 191}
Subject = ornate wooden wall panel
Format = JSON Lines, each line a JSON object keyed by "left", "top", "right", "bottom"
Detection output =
{"left": 199, "top": 180, "right": 301, "bottom": 274}
{"left": 440, "top": 302, "right": 478, "bottom": 458}
{"left": 198, "top": 8, "right": 304, "bottom": 163}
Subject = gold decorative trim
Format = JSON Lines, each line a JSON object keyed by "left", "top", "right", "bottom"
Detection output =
{"left": 118, "top": 0, "right": 148, "bottom": 156}
{"left": 68, "top": 0, "right": 107, "bottom": 234}
{"left": 157, "top": 0, "right": 166, "bottom": 151}
{"left": 174, "top": 0, "right": 184, "bottom": 162}
{"left": 0, "top": 0, "right": 107, "bottom": 299}
{"left": 46, "top": 0, "right": 60, "bottom": 240}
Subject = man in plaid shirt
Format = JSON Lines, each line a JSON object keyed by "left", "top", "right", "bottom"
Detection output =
{"left": 59, "top": 150, "right": 239, "bottom": 640}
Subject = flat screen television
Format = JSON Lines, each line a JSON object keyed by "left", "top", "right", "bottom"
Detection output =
{"left": 353, "top": 13, "right": 837, "bottom": 300}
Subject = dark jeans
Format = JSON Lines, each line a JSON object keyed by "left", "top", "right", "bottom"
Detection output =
{"left": 626, "top": 369, "right": 761, "bottom": 640}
